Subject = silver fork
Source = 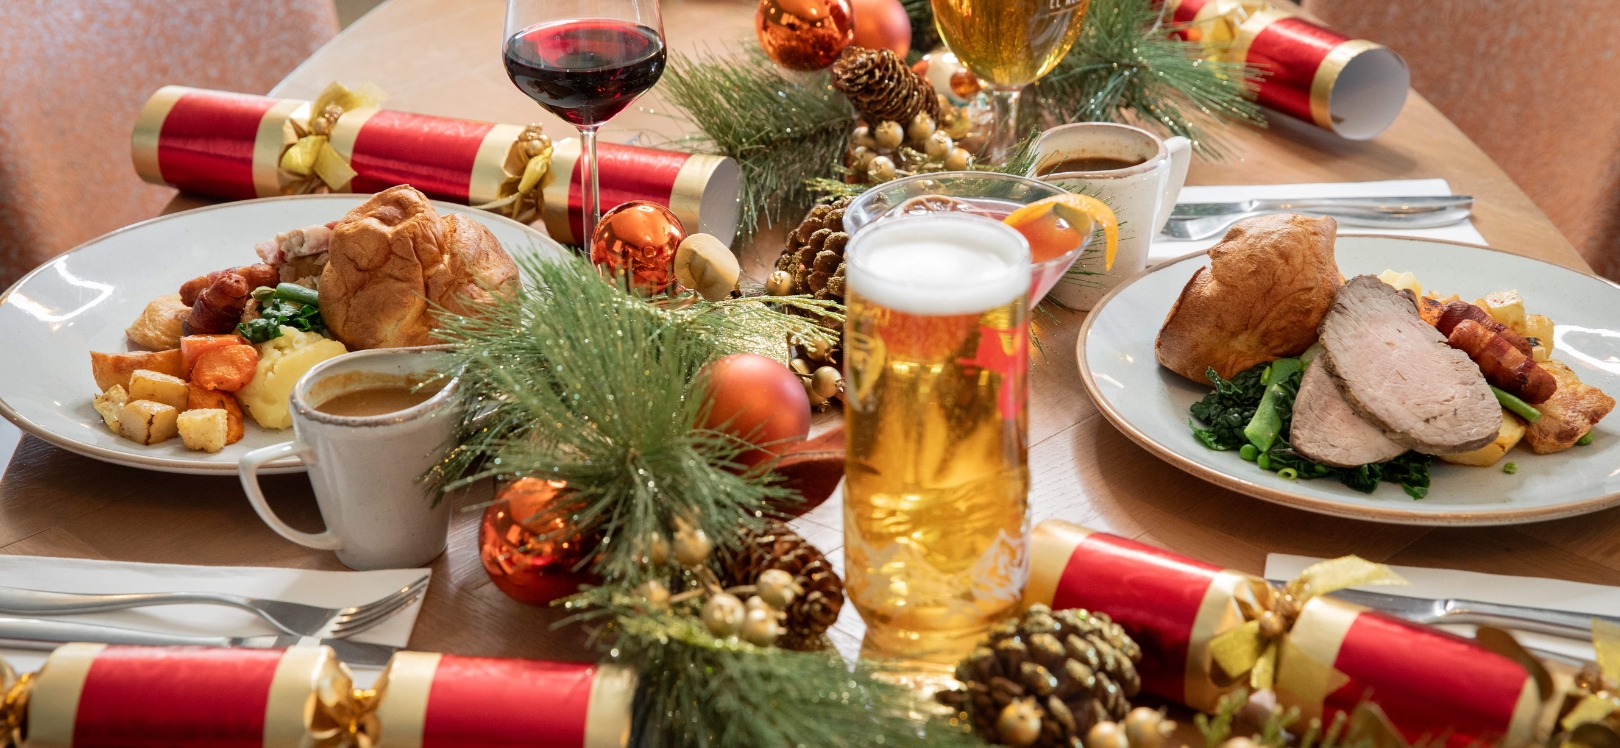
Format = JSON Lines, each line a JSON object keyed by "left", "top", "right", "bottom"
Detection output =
{"left": 0, "top": 576, "right": 429, "bottom": 639}
{"left": 1162, "top": 196, "right": 1474, "bottom": 240}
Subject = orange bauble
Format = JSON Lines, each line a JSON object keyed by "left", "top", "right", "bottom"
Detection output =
{"left": 697, "top": 353, "right": 812, "bottom": 467}
{"left": 756, "top": 0, "right": 855, "bottom": 71}
{"left": 479, "top": 477, "right": 598, "bottom": 606}
{"left": 590, "top": 201, "right": 685, "bottom": 294}
{"left": 850, "top": 0, "right": 911, "bottom": 58}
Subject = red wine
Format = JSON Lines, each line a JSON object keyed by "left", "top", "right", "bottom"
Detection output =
{"left": 504, "top": 19, "right": 666, "bottom": 127}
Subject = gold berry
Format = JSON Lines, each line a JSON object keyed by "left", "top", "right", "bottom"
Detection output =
{"left": 766, "top": 269, "right": 795, "bottom": 296}
{"left": 925, "top": 131, "right": 953, "bottom": 160}
{"left": 997, "top": 698, "right": 1044, "bottom": 748}
{"left": 701, "top": 593, "right": 746, "bottom": 637}
{"left": 789, "top": 357, "right": 812, "bottom": 376}
{"left": 1125, "top": 707, "right": 1173, "bottom": 748}
{"left": 906, "top": 112, "right": 937, "bottom": 144}
{"left": 944, "top": 147, "right": 973, "bottom": 172}
{"left": 851, "top": 125, "right": 876, "bottom": 150}
{"left": 874, "top": 121, "right": 904, "bottom": 150}
{"left": 800, "top": 335, "right": 833, "bottom": 360}
{"left": 635, "top": 579, "right": 671, "bottom": 610}
{"left": 756, "top": 568, "right": 801, "bottom": 609}
{"left": 1087, "top": 721, "right": 1130, "bottom": 748}
{"left": 811, "top": 366, "right": 842, "bottom": 399}
{"left": 741, "top": 599, "right": 784, "bottom": 646}
{"left": 673, "top": 524, "right": 713, "bottom": 566}
{"left": 869, "top": 155, "right": 897, "bottom": 182}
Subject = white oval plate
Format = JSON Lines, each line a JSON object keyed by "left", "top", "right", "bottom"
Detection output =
{"left": 1079, "top": 236, "right": 1620, "bottom": 525}
{"left": 0, "top": 195, "right": 564, "bottom": 475}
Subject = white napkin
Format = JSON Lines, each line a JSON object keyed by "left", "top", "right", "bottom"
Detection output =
{"left": 1266, "top": 554, "right": 1609, "bottom": 663}
{"left": 0, "top": 556, "right": 428, "bottom": 679}
{"left": 1149, "top": 178, "right": 1487, "bottom": 264}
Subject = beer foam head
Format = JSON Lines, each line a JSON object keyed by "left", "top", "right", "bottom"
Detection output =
{"left": 845, "top": 214, "right": 1031, "bottom": 315}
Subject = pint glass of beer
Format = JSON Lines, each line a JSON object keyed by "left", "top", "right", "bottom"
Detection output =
{"left": 842, "top": 213, "right": 1032, "bottom": 668}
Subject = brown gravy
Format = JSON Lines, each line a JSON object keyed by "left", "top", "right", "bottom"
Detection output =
{"left": 1038, "top": 155, "right": 1144, "bottom": 175}
{"left": 316, "top": 382, "right": 444, "bottom": 417}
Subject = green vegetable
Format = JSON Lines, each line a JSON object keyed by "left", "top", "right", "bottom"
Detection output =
{"left": 1503, "top": 462, "right": 1518, "bottom": 474}
{"left": 1578, "top": 431, "right": 1595, "bottom": 446}
{"left": 236, "top": 287, "right": 326, "bottom": 344}
{"left": 1238, "top": 444, "right": 1258, "bottom": 461}
{"left": 1277, "top": 467, "right": 1298, "bottom": 480}
{"left": 1189, "top": 365, "right": 1266, "bottom": 450}
{"left": 1299, "top": 342, "right": 1323, "bottom": 365}
{"left": 271, "top": 282, "right": 321, "bottom": 307}
{"left": 1492, "top": 386, "right": 1542, "bottom": 423}
{"left": 1243, "top": 358, "right": 1303, "bottom": 453}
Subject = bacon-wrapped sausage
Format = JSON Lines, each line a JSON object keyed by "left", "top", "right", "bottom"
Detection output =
{"left": 183, "top": 271, "right": 251, "bottom": 335}
{"left": 1447, "top": 318, "right": 1557, "bottom": 403}
{"left": 1435, "top": 301, "right": 1533, "bottom": 355}
{"left": 179, "top": 264, "right": 279, "bottom": 306}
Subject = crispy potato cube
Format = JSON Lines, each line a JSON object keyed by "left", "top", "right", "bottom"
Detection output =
{"left": 92, "top": 385, "right": 129, "bottom": 431}
{"left": 187, "top": 386, "right": 245, "bottom": 444}
{"left": 1377, "top": 269, "right": 1421, "bottom": 297}
{"left": 90, "top": 349, "right": 184, "bottom": 392}
{"left": 1533, "top": 345, "right": 1551, "bottom": 362}
{"left": 1475, "top": 290, "right": 1526, "bottom": 333}
{"left": 117, "top": 400, "right": 179, "bottom": 445}
{"left": 128, "top": 369, "right": 190, "bottom": 410}
{"left": 1523, "top": 313, "right": 1554, "bottom": 351}
{"left": 1440, "top": 410, "right": 1525, "bottom": 466}
{"left": 176, "top": 409, "right": 229, "bottom": 453}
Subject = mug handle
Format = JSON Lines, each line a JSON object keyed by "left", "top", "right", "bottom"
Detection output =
{"left": 1154, "top": 136, "right": 1194, "bottom": 236}
{"left": 238, "top": 441, "right": 342, "bottom": 551}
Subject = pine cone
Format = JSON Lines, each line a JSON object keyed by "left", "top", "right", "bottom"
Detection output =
{"left": 831, "top": 46, "right": 941, "bottom": 127}
{"left": 720, "top": 521, "right": 845, "bottom": 650}
{"left": 777, "top": 197, "right": 849, "bottom": 306}
{"left": 936, "top": 605, "right": 1142, "bottom": 748}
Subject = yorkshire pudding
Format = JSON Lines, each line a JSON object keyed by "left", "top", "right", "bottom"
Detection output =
{"left": 320, "top": 185, "right": 519, "bottom": 350}
{"left": 1155, "top": 214, "right": 1341, "bottom": 382}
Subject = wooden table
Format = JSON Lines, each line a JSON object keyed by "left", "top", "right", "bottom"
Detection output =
{"left": 4, "top": 0, "right": 1615, "bottom": 666}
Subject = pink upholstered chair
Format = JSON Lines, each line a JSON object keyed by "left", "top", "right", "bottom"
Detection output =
{"left": 1302, "top": 0, "right": 1620, "bottom": 280}
{"left": 0, "top": 0, "right": 339, "bottom": 288}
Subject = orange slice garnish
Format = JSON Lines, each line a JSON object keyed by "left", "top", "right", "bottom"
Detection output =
{"left": 1002, "top": 194, "right": 1120, "bottom": 269}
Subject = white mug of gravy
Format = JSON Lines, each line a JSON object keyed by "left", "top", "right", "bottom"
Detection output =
{"left": 238, "top": 347, "right": 459, "bottom": 570}
{"left": 1028, "top": 122, "right": 1192, "bottom": 310}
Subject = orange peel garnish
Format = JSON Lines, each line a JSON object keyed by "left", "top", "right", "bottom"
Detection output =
{"left": 1003, "top": 194, "right": 1120, "bottom": 270}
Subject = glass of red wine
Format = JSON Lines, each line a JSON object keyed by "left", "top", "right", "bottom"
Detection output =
{"left": 504, "top": 0, "right": 666, "bottom": 247}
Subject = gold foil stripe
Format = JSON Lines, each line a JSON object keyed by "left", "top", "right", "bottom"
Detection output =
{"left": 263, "top": 646, "right": 334, "bottom": 748}
{"left": 1276, "top": 596, "right": 1360, "bottom": 719}
{"left": 1022, "top": 520, "right": 1093, "bottom": 609}
{"left": 131, "top": 86, "right": 188, "bottom": 187}
{"left": 254, "top": 99, "right": 310, "bottom": 198}
{"left": 584, "top": 665, "right": 639, "bottom": 748}
{"left": 1185, "top": 570, "right": 1271, "bottom": 711}
{"left": 25, "top": 642, "right": 107, "bottom": 748}
{"left": 542, "top": 137, "right": 582, "bottom": 244}
{"left": 468, "top": 123, "right": 529, "bottom": 206}
{"left": 325, "top": 107, "right": 380, "bottom": 193}
{"left": 1310, "top": 39, "right": 1383, "bottom": 130}
{"left": 667, "top": 155, "right": 718, "bottom": 235}
{"left": 372, "top": 652, "right": 443, "bottom": 748}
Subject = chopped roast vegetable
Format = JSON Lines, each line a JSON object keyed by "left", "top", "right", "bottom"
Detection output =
{"left": 1243, "top": 358, "right": 1303, "bottom": 453}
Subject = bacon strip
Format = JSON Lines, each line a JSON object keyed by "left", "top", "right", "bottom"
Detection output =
{"left": 183, "top": 272, "right": 250, "bottom": 335}
{"left": 179, "top": 264, "right": 279, "bottom": 306}
{"left": 1434, "top": 300, "right": 1533, "bottom": 355}
{"left": 1446, "top": 319, "right": 1557, "bottom": 403}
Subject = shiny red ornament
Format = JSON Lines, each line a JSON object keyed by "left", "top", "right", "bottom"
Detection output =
{"left": 479, "top": 477, "right": 598, "bottom": 606}
{"left": 850, "top": 0, "right": 911, "bottom": 58}
{"left": 756, "top": 0, "right": 855, "bottom": 71}
{"left": 590, "top": 200, "right": 685, "bottom": 294}
{"left": 697, "top": 353, "right": 812, "bottom": 467}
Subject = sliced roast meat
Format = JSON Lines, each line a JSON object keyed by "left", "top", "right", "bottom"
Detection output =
{"left": 1319, "top": 275, "right": 1500, "bottom": 454}
{"left": 1289, "top": 357, "right": 1406, "bottom": 467}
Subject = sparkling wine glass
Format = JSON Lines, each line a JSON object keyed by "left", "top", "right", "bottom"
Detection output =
{"left": 504, "top": 0, "right": 666, "bottom": 246}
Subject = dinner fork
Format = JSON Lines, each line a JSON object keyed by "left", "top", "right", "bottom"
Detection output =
{"left": 0, "top": 576, "right": 429, "bottom": 639}
{"left": 1161, "top": 195, "right": 1474, "bottom": 240}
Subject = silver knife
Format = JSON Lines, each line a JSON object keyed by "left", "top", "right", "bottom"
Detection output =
{"left": 0, "top": 617, "right": 399, "bottom": 666}
{"left": 1272, "top": 585, "right": 1616, "bottom": 641}
{"left": 1170, "top": 195, "right": 1474, "bottom": 219}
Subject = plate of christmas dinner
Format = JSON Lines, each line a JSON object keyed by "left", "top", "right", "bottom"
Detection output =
{"left": 1078, "top": 214, "right": 1620, "bottom": 525}
{"left": 0, "top": 188, "right": 565, "bottom": 474}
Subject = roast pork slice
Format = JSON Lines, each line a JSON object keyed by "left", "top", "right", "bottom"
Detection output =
{"left": 1290, "top": 357, "right": 1407, "bottom": 467}
{"left": 1320, "top": 275, "right": 1500, "bottom": 454}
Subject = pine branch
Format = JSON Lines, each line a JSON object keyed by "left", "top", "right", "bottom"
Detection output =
{"left": 660, "top": 44, "right": 855, "bottom": 243}
{"left": 899, "top": 0, "right": 938, "bottom": 63}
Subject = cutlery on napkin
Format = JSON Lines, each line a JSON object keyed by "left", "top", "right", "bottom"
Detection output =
{"left": 0, "top": 617, "right": 399, "bottom": 667}
{"left": 1163, "top": 195, "right": 1474, "bottom": 241}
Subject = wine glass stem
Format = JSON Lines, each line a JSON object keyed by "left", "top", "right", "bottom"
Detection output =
{"left": 985, "top": 85, "right": 1023, "bottom": 165}
{"left": 578, "top": 125, "right": 602, "bottom": 249}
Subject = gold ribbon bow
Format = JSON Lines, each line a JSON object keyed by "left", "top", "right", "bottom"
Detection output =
{"left": 1557, "top": 620, "right": 1620, "bottom": 746}
{"left": 1, "top": 657, "right": 27, "bottom": 748}
{"left": 1179, "top": 0, "right": 1289, "bottom": 62}
{"left": 307, "top": 653, "right": 386, "bottom": 748}
{"left": 473, "top": 124, "right": 553, "bottom": 224}
{"left": 280, "top": 81, "right": 383, "bottom": 194}
{"left": 1209, "top": 556, "right": 1407, "bottom": 695}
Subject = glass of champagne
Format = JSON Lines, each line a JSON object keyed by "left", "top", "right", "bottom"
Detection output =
{"left": 842, "top": 212, "right": 1033, "bottom": 674}
{"left": 503, "top": 0, "right": 667, "bottom": 245}
{"left": 931, "top": 0, "right": 1093, "bottom": 161}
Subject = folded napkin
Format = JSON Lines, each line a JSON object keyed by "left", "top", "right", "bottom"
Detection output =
{"left": 1267, "top": 553, "right": 1606, "bottom": 663}
{"left": 0, "top": 555, "right": 429, "bottom": 677}
{"left": 1149, "top": 178, "right": 1487, "bottom": 264}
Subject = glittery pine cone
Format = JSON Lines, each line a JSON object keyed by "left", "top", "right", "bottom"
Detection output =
{"left": 936, "top": 605, "right": 1143, "bottom": 748}
{"left": 720, "top": 521, "right": 844, "bottom": 650}
{"left": 776, "top": 197, "right": 849, "bottom": 306}
{"left": 831, "top": 46, "right": 941, "bottom": 128}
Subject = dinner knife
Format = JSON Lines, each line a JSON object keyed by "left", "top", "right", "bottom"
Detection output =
{"left": 1286, "top": 586, "right": 1618, "bottom": 640}
{"left": 0, "top": 617, "right": 399, "bottom": 667}
{"left": 1170, "top": 195, "right": 1475, "bottom": 219}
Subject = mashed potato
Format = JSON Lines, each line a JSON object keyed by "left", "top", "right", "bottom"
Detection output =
{"left": 236, "top": 328, "right": 347, "bottom": 428}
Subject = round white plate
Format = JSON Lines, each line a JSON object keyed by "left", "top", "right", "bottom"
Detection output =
{"left": 1079, "top": 236, "right": 1620, "bottom": 525}
{"left": 0, "top": 194, "right": 564, "bottom": 475}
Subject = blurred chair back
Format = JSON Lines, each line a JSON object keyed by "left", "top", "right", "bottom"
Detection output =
{"left": 0, "top": 0, "right": 338, "bottom": 288}
{"left": 1302, "top": 0, "right": 1620, "bottom": 279}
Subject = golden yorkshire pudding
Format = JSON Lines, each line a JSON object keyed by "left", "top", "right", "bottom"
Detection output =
{"left": 1155, "top": 213, "right": 1342, "bottom": 382}
{"left": 320, "top": 185, "right": 519, "bottom": 349}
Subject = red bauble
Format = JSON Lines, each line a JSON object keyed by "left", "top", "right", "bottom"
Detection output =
{"left": 756, "top": 0, "right": 855, "bottom": 71}
{"left": 697, "top": 353, "right": 812, "bottom": 467}
{"left": 590, "top": 201, "right": 685, "bottom": 294}
{"left": 479, "top": 477, "right": 598, "bottom": 606}
{"left": 850, "top": 0, "right": 911, "bottom": 58}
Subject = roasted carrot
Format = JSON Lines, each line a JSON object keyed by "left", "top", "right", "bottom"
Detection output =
{"left": 181, "top": 334, "right": 248, "bottom": 377}
{"left": 186, "top": 385, "right": 246, "bottom": 444}
{"left": 190, "top": 345, "right": 259, "bottom": 392}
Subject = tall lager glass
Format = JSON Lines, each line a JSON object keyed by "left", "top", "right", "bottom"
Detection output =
{"left": 842, "top": 213, "right": 1032, "bottom": 669}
